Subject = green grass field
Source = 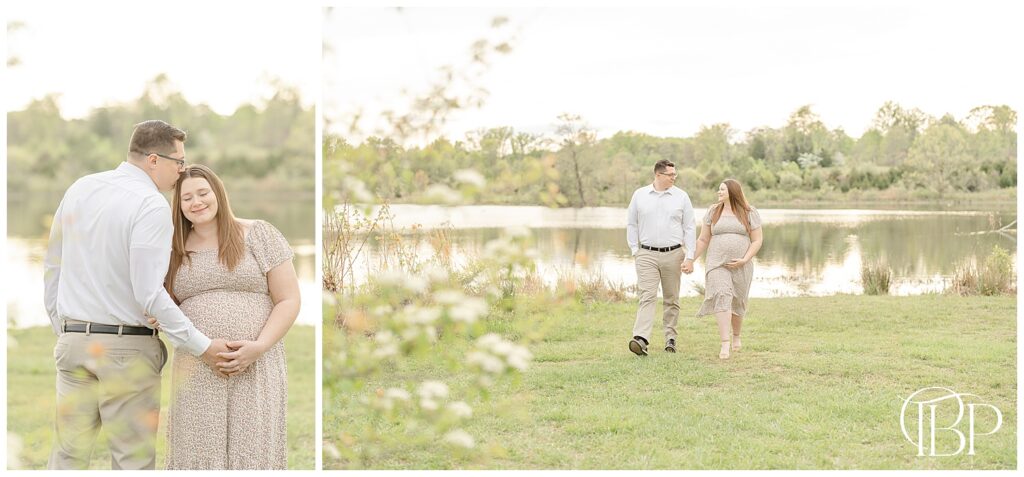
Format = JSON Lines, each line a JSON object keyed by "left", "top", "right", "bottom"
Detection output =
{"left": 324, "top": 296, "right": 1016, "bottom": 469}
{"left": 7, "top": 325, "right": 315, "bottom": 470}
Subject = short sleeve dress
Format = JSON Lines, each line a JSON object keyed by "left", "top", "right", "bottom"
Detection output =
{"left": 165, "top": 220, "right": 294, "bottom": 470}
{"left": 696, "top": 205, "right": 762, "bottom": 318}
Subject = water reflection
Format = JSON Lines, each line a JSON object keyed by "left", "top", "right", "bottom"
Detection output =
{"left": 345, "top": 205, "right": 1016, "bottom": 297}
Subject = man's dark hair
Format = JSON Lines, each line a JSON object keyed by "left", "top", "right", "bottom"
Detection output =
{"left": 128, "top": 120, "right": 186, "bottom": 156}
{"left": 654, "top": 159, "right": 675, "bottom": 174}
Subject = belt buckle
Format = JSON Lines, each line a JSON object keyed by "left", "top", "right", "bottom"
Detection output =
{"left": 117, "top": 324, "right": 124, "bottom": 337}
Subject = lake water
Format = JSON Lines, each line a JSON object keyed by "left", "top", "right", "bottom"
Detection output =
{"left": 344, "top": 204, "right": 1017, "bottom": 297}
{"left": 6, "top": 195, "right": 317, "bottom": 329}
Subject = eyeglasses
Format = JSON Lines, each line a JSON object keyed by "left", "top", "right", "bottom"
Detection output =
{"left": 146, "top": 152, "right": 186, "bottom": 168}
{"left": 657, "top": 172, "right": 677, "bottom": 179}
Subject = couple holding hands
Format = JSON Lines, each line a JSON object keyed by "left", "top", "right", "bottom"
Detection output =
{"left": 626, "top": 160, "right": 764, "bottom": 360}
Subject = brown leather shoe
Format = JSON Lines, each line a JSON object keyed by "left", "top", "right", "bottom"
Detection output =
{"left": 629, "top": 337, "right": 648, "bottom": 356}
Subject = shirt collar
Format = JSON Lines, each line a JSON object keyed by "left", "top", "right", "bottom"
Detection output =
{"left": 117, "top": 162, "right": 159, "bottom": 191}
{"left": 647, "top": 183, "right": 675, "bottom": 195}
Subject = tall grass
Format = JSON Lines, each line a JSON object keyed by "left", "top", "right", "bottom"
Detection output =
{"left": 950, "top": 245, "right": 1015, "bottom": 296}
{"left": 861, "top": 261, "right": 893, "bottom": 295}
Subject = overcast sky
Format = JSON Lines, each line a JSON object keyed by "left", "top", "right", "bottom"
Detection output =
{"left": 6, "top": 1, "right": 318, "bottom": 118}
{"left": 325, "top": 3, "right": 1021, "bottom": 143}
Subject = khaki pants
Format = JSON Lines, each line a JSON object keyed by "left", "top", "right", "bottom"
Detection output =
{"left": 48, "top": 325, "right": 167, "bottom": 470}
{"left": 632, "top": 247, "right": 684, "bottom": 343}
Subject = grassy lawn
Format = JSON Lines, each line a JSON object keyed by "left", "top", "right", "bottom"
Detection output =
{"left": 7, "top": 325, "right": 315, "bottom": 470}
{"left": 324, "top": 296, "right": 1016, "bottom": 469}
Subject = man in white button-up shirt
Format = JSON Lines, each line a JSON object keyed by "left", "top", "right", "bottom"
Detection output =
{"left": 43, "top": 120, "right": 231, "bottom": 469}
{"left": 625, "top": 159, "right": 696, "bottom": 356}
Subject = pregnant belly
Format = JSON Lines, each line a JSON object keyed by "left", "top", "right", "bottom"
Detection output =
{"left": 709, "top": 234, "right": 750, "bottom": 259}
{"left": 179, "top": 291, "right": 273, "bottom": 341}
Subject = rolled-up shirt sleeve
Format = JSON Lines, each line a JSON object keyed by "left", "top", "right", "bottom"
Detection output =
{"left": 44, "top": 199, "right": 64, "bottom": 335}
{"left": 681, "top": 194, "right": 696, "bottom": 261}
{"left": 626, "top": 191, "right": 640, "bottom": 256}
{"left": 129, "top": 204, "right": 211, "bottom": 356}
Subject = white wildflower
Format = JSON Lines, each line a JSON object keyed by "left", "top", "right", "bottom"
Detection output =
{"left": 420, "top": 398, "right": 439, "bottom": 411}
{"left": 490, "top": 340, "right": 514, "bottom": 356}
{"left": 434, "top": 289, "right": 465, "bottom": 305}
{"left": 449, "top": 297, "right": 488, "bottom": 323}
{"left": 406, "top": 306, "right": 441, "bottom": 325}
{"left": 418, "top": 380, "right": 450, "bottom": 400}
{"left": 454, "top": 169, "right": 486, "bottom": 188}
{"left": 476, "top": 333, "right": 503, "bottom": 350}
{"left": 443, "top": 429, "right": 476, "bottom": 449}
{"left": 423, "top": 264, "right": 449, "bottom": 283}
{"left": 385, "top": 388, "right": 411, "bottom": 402}
{"left": 375, "top": 330, "right": 396, "bottom": 345}
{"left": 372, "top": 342, "right": 398, "bottom": 359}
{"left": 507, "top": 345, "right": 533, "bottom": 371}
{"left": 376, "top": 270, "right": 428, "bottom": 294}
{"left": 404, "top": 275, "right": 429, "bottom": 294}
{"left": 467, "top": 350, "right": 506, "bottom": 374}
{"left": 447, "top": 401, "right": 473, "bottom": 419}
{"left": 492, "top": 240, "right": 521, "bottom": 260}
{"left": 507, "top": 355, "right": 529, "bottom": 371}
{"left": 372, "top": 331, "right": 399, "bottom": 359}
{"left": 371, "top": 305, "right": 393, "bottom": 317}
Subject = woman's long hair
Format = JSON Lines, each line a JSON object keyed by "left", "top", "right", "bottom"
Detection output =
{"left": 711, "top": 178, "right": 754, "bottom": 234}
{"left": 165, "top": 164, "right": 245, "bottom": 296}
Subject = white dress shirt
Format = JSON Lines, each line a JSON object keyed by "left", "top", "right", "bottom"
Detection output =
{"left": 626, "top": 184, "right": 697, "bottom": 260}
{"left": 43, "top": 162, "right": 212, "bottom": 356}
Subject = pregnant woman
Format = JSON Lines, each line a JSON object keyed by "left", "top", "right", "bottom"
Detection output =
{"left": 693, "top": 179, "right": 763, "bottom": 359}
{"left": 160, "top": 164, "right": 300, "bottom": 469}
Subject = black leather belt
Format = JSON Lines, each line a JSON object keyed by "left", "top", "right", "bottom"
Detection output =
{"left": 62, "top": 322, "right": 157, "bottom": 337}
{"left": 640, "top": 244, "right": 682, "bottom": 252}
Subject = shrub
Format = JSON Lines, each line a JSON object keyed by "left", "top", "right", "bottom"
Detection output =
{"left": 979, "top": 245, "right": 1014, "bottom": 295}
{"left": 778, "top": 170, "right": 802, "bottom": 190}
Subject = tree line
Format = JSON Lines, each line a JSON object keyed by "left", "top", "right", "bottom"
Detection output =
{"left": 326, "top": 103, "right": 1016, "bottom": 207}
{"left": 7, "top": 74, "right": 314, "bottom": 196}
